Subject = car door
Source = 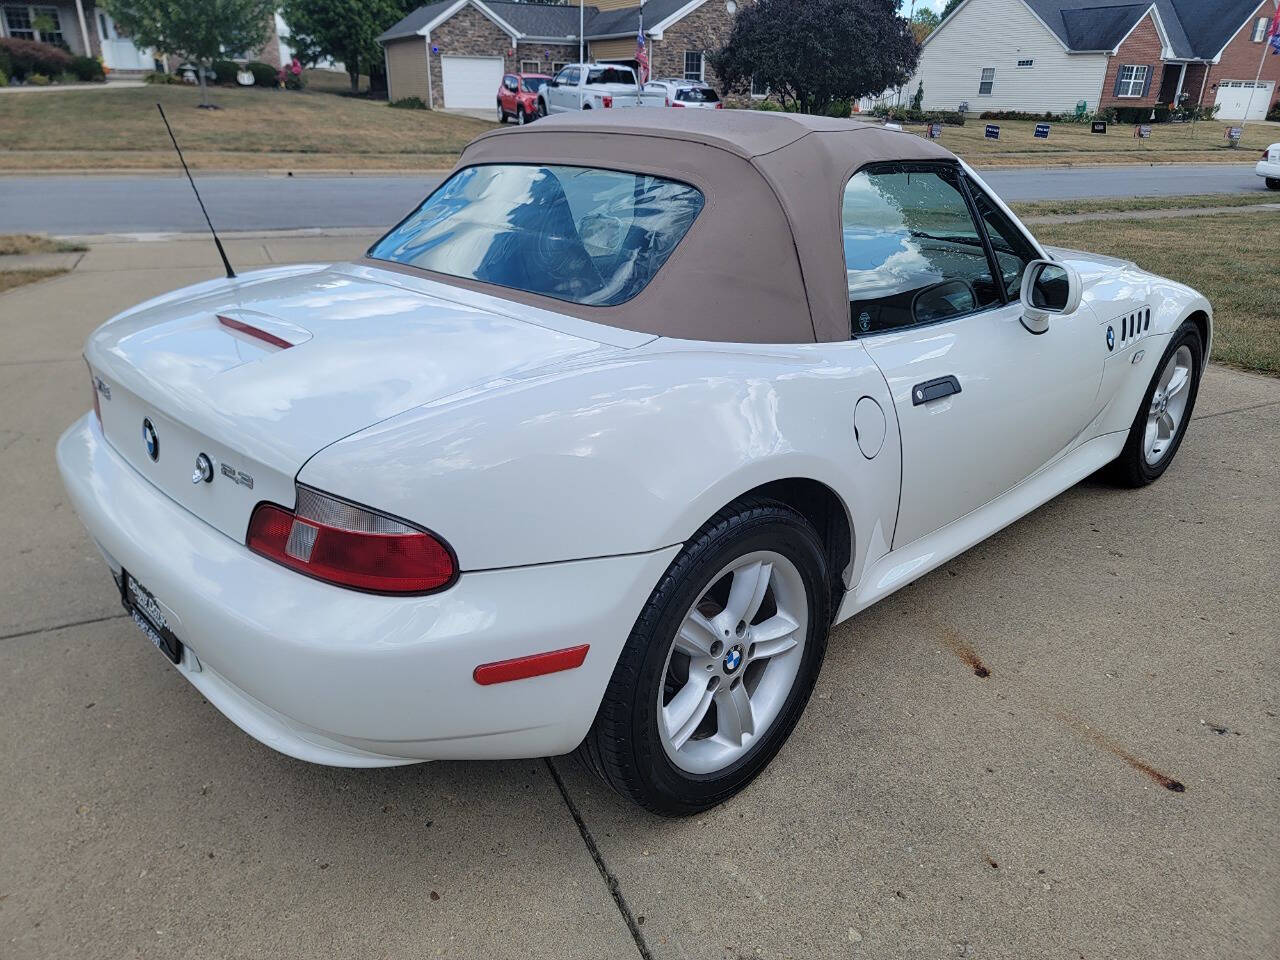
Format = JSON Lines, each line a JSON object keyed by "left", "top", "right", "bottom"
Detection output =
{"left": 499, "top": 75, "right": 516, "bottom": 113}
{"left": 549, "top": 66, "right": 578, "bottom": 113}
{"left": 842, "top": 162, "right": 1102, "bottom": 548}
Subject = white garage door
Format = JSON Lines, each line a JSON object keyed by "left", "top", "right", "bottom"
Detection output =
{"left": 1213, "top": 80, "right": 1274, "bottom": 120}
{"left": 441, "top": 55, "right": 504, "bottom": 109}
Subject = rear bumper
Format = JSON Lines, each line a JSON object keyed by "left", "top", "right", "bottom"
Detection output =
{"left": 57, "top": 414, "right": 678, "bottom": 766}
{"left": 1257, "top": 159, "right": 1280, "bottom": 179}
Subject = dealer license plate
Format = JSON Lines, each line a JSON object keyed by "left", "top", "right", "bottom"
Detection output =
{"left": 120, "top": 570, "right": 183, "bottom": 665}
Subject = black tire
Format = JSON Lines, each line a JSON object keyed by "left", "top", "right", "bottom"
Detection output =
{"left": 536, "top": 98, "right": 547, "bottom": 117}
{"left": 1266, "top": 177, "right": 1280, "bottom": 190}
{"left": 496, "top": 101, "right": 506, "bottom": 123}
{"left": 575, "top": 497, "right": 831, "bottom": 816}
{"left": 517, "top": 106, "right": 529, "bottom": 125}
{"left": 1109, "top": 319, "right": 1204, "bottom": 487}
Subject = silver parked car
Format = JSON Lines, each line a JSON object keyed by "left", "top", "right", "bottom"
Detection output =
{"left": 643, "top": 78, "right": 723, "bottom": 109}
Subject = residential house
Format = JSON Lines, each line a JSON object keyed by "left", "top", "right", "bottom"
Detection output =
{"left": 0, "top": 2, "right": 297, "bottom": 74}
{"left": 907, "top": 0, "right": 1280, "bottom": 119}
{"left": 379, "top": 0, "right": 740, "bottom": 110}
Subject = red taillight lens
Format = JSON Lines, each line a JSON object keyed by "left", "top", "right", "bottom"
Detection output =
{"left": 671, "top": 101, "right": 685, "bottom": 107}
{"left": 602, "top": 95, "right": 613, "bottom": 108}
{"left": 247, "top": 487, "right": 456, "bottom": 594}
{"left": 715, "top": 102, "right": 723, "bottom": 109}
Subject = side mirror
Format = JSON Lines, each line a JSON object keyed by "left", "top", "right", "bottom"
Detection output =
{"left": 547, "top": 78, "right": 558, "bottom": 87}
{"left": 1019, "top": 259, "right": 1082, "bottom": 334}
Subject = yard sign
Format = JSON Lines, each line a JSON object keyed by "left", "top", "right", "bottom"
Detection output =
{"left": 1091, "top": 120, "right": 1108, "bottom": 134}
{"left": 985, "top": 124, "right": 1000, "bottom": 139}
{"left": 927, "top": 123, "right": 943, "bottom": 139}
{"left": 1034, "top": 123, "right": 1050, "bottom": 139}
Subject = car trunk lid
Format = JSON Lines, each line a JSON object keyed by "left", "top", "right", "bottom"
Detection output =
{"left": 86, "top": 263, "right": 628, "bottom": 541}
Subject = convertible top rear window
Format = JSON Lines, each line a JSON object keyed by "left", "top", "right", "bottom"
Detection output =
{"left": 368, "top": 164, "right": 704, "bottom": 307}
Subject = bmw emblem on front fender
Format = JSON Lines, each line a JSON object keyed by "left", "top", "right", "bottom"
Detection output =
{"left": 142, "top": 418, "right": 159, "bottom": 461}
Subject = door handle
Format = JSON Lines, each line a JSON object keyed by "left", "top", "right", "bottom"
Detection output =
{"left": 912, "top": 375, "right": 961, "bottom": 406}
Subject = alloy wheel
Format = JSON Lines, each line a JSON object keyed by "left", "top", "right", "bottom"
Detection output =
{"left": 1144, "top": 344, "right": 1193, "bottom": 465}
{"left": 657, "top": 551, "right": 808, "bottom": 774}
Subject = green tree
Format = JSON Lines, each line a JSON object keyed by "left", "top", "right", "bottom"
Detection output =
{"left": 910, "top": 7, "right": 940, "bottom": 43}
{"left": 103, "top": 0, "right": 274, "bottom": 106}
{"left": 711, "top": 0, "right": 919, "bottom": 115}
{"left": 939, "top": 0, "right": 963, "bottom": 21}
{"left": 280, "top": 0, "right": 407, "bottom": 94}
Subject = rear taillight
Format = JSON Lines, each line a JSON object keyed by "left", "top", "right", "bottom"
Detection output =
{"left": 671, "top": 101, "right": 685, "bottom": 107}
{"left": 247, "top": 486, "right": 456, "bottom": 594}
{"left": 602, "top": 95, "right": 613, "bottom": 108}
{"left": 715, "top": 102, "right": 723, "bottom": 109}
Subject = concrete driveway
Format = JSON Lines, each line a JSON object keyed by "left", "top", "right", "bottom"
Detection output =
{"left": 1, "top": 235, "right": 1277, "bottom": 959}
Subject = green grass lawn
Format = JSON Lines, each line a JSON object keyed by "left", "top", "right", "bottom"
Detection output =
{"left": 897, "top": 117, "right": 1279, "bottom": 166}
{"left": 1033, "top": 210, "right": 1280, "bottom": 375}
{"left": 0, "top": 79, "right": 494, "bottom": 172}
{"left": 1011, "top": 192, "right": 1280, "bottom": 218}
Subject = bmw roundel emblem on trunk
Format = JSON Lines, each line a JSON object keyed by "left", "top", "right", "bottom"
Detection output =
{"left": 142, "top": 418, "right": 159, "bottom": 461}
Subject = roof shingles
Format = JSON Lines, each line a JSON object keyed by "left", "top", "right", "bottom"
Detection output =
{"left": 379, "top": 0, "right": 694, "bottom": 44}
{"left": 1013, "top": 0, "right": 1266, "bottom": 59}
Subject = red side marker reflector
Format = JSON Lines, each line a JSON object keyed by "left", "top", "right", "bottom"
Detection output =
{"left": 473, "top": 645, "right": 590, "bottom": 686}
{"left": 218, "top": 314, "right": 293, "bottom": 350}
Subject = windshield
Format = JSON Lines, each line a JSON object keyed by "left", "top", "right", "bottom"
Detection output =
{"left": 587, "top": 67, "right": 634, "bottom": 85}
{"left": 368, "top": 164, "right": 704, "bottom": 307}
{"left": 521, "top": 77, "right": 547, "bottom": 93}
{"left": 676, "top": 87, "right": 719, "bottom": 102}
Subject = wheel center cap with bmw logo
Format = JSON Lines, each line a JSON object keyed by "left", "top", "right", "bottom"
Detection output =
{"left": 142, "top": 418, "right": 159, "bottom": 461}
{"left": 723, "top": 645, "right": 743, "bottom": 674}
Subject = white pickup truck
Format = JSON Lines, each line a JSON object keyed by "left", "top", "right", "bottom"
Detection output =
{"left": 537, "top": 63, "right": 663, "bottom": 115}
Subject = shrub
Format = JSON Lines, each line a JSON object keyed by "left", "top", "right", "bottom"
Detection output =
{"left": 246, "top": 60, "right": 276, "bottom": 87}
{"left": 68, "top": 55, "right": 104, "bottom": 82}
{"left": 1111, "top": 106, "right": 1172, "bottom": 124}
{"left": 389, "top": 96, "right": 428, "bottom": 110}
{"left": 1268, "top": 102, "right": 1280, "bottom": 122}
{"left": 825, "top": 98, "right": 851, "bottom": 118}
{"left": 0, "top": 37, "right": 72, "bottom": 82}
{"left": 27, "top": 73, "right": 51, "bottom": 86}
{"left": 871, "top": 105, "right": 966, "bottom": 126}
{"left": 143, "top": 70, "right": 181, "bottom": 84}
{"left": 212, "top": 59, "right": 238, "bottom": 85}
{"left": 0, "top": 70, "right": 7, "bottom": 88}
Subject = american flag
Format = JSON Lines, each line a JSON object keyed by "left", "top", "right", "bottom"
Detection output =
{"left": 636, "top": 20, "right": 649, "bottom": 83}
{"left": 1270, "top": 6, "right": 1280, "bottom": 53}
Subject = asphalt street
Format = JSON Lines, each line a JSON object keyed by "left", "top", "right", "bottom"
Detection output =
{"left": 0, "top": 162, "right": 1266, "bottom": 234}
{"left": 1, "top": 235, "right": 1277, "bottom": 959}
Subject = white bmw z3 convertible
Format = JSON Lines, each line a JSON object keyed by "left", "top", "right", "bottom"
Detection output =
{"left": 58, "top": 111, "right": 1211, "bottom": 815}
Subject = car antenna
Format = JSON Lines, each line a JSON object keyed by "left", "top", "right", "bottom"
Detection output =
{"left": 156, "top": 103, "right": 235, "bottom": 279}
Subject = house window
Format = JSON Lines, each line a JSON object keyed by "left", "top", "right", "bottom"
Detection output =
{"left": 1251, "top": 17, "right": 1268, "bottom": 42}
{"left": 978, "top": 67, "right": 995, "bottom": 95}
{"left": 552, "top": 61, "right": 568, "bottom": 74}
{"left": 1116, "top": 64, "right": 1147, "bottom": 98}
{"left": 1016, "top": 59, "right": 1033, "bottom": 68}
{"left": 8, "top": 4, "right": 63, "bottom": 44}
{"left": 520, "top": 60, "right": 540, "bottom": 75}
{"left": 4, "top": 6, "right": 36, "bottom": 40}
{"left": 683, "top": 50, "right": 704, "bottom": 82}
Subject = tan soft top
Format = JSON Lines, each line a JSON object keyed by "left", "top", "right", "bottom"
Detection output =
{"left": 428, "top": 111, "right": 959, "bottom": 343}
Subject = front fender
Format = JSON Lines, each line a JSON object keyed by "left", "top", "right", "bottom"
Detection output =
{"left": 299, "top": 339, "right": 901, "bottom": 582}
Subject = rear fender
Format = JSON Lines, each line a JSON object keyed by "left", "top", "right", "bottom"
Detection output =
{"left": 299, "top": 339, "right": 901, "bottom": 583}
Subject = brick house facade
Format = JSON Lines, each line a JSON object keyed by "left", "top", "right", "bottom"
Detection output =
{"left": 381, "top": 0, "right": 743, "bottom": 110}
{"left": 1098, "top": 1, "right": 1280, "bottom": 112}
{"left": 915, "top": 0, "right": 1279, "bottom": 118}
